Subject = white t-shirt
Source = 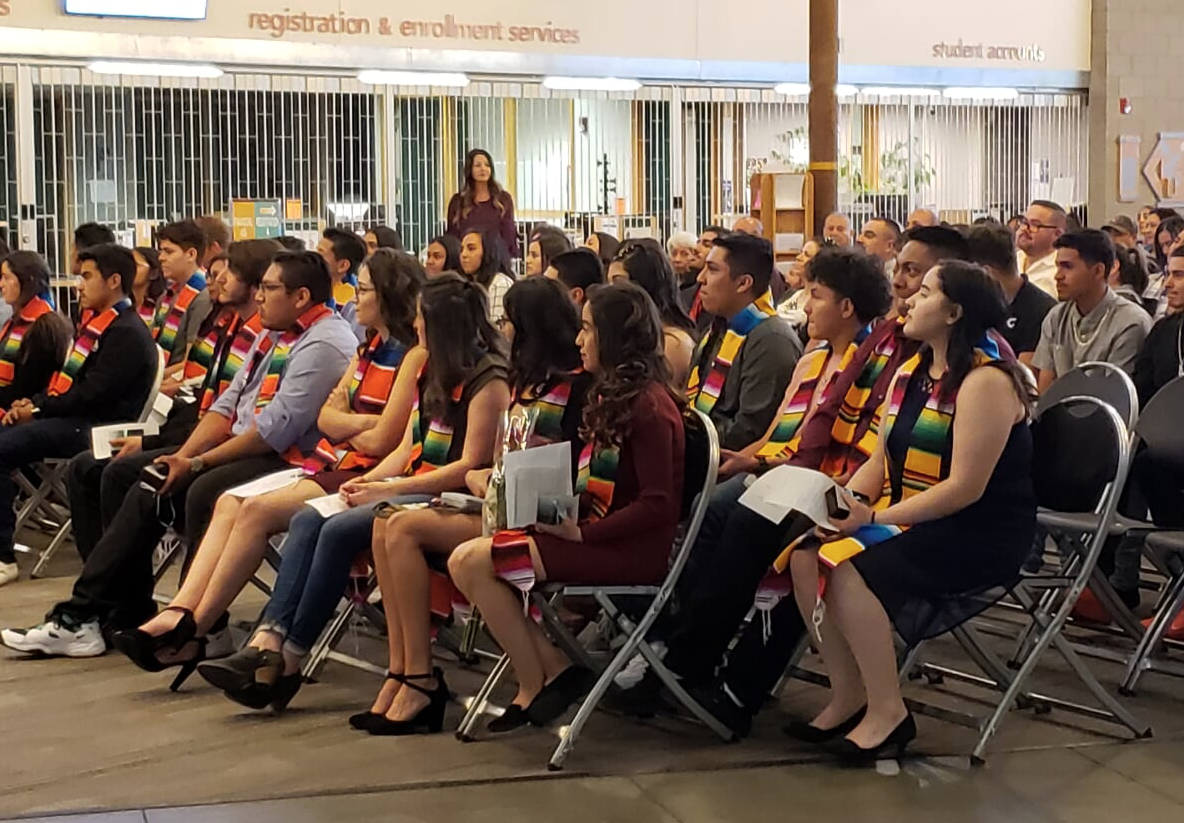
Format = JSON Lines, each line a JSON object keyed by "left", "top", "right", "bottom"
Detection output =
{"left": 1018, "top": 249, "right": 1058, "bottom": 297}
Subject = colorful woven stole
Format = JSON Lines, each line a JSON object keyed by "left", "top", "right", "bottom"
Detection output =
{"left": 238, "top": 303, "right": 335, "bottom": 420}
{"left": 520, "top": 371, "right": 581, "bottom": 445}
{"left": 756, "top": 346, "right": 830, "bottom": 460}
{"left": 832, "top": 320, "right": 903, "bottom": 465}
{"left": 686, "top": 290, "right": 776, "bottom": 415}
{"left": 576, "top": 440, "right": 621, "bottom": 521}
{"left": 152, "top": 272, "right": 207, "bottom": 353}
{"left": 198, "top": 312, "right": 263, "bottom": 416}
{"left": 0, "top": 296, "right": 54, "bottom": 387}
{"left": 407, "top": 380, "right": 463, "bottom": 476}
{"left": 304, "top": 335, "right": 409, "bottom": 474}
{"left": 183, "top": 309, "right": 232, "bottom": 384}
{"left": 47, "top": 298, "right": 132, "bottom": 396}
{"left": 332, "top": 278, "right": 357, "bottom": 317}
{"left": 137, "top": 297, "right": 158, "bottom": 330}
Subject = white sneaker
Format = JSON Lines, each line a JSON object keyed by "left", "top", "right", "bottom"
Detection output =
{"left": 613, "top": 641, "right": 667, "bottom": 690}
{"left": 0, "top": 561, "right": 18, "bottom": 587}
{"left": 0, "top": 618, "right": 106, "bottom": 657}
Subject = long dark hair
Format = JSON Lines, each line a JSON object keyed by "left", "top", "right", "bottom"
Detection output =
{"left": 504, "top": 277, "right": 581, "bottom": 396}
{"left": 2, "top": 250, "right": 52, "bottom": 307}
{"left": 933, "top": 260, "right": 1035, "bottom": 410}
{"left": 589, "top": 231, "right": 621, "bottom": 267}
{"left": 366, "top": 225, "right": 403, "bottom": 252}
{"left": 1112, "top": 245, "right": 1150, "bottom": 296}
{"left": 452, "top": 148, "right": 508, "bottom": 221}
{"left": 364, "top": 248, "right": 424, "bottom": 348}
{"left": 1154, "top": 216, "right": 1184, "bottom": 269}
{"left": 428, "top": 234, "right": 462, "bottom": 274}
{"left": 612, "top": 238, "right": 695, "bottom": 332}
{"left": 531, "top": 226, "right": 574, "bottom": 274}
{"left": 133, "top": 246, "right": 167, "bottom": 303}
{"left": 581, "top": 282, "right": 684, "bottom": 448}
{"left": 462, "top": 228, "right": 514, "bottom": 289}
{"left": 419, "top": 272, "right": 506, "bottom": 418}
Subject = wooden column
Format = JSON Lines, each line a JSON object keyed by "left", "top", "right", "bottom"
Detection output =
{"left": 809, "top": 0, "right": 839, "bottom": 236}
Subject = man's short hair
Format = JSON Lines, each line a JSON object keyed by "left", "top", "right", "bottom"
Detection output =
{"left": 77, "top": 243, "right": 137, "bottom": 295}
{"left": 323, "top": 227, "right": 367, "bottom": 275}
{"left": 156, "top": 219, "right": 207, "bottom": 260}
{"left": 966, "top": 223, "right": 1018, "bottom": 276}
{"left": 195, "top": 215, "right": 231, "bottom": 253}
{"left": 551, "top": 248, "right": 604, "bottom": 293}
{"left": 274, "top": 250, "right": 333, "bottom": 304}
{"left": 870, "top": 216, "right": 902, "bottom": 246}
{"left": 276, "top": 236, "right": 306, "bottom": 252}
{"left": 1055, "top": 229, "right": 1116, "bottom": 273}
{"left": 1030, "top": 199, "right": 1068, "bottom": 229}
{"left": 701, "top": 225, "right": 731, "bottom": 239}
{"left": 74, "top": 222, "right": 115, "bottom": 250}
{"left": 226, "top": 239, "right": 283, "bottom": 289}
{"left": 711, "top": 233, "right": 774, "bottom": 294}
{"left": 805, "top": 247, "right": 893, "bottom": 324}
{"left": 904, "top": 225, "right": 971, "bottom": 262}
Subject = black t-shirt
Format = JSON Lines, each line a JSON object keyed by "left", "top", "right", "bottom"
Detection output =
{"left": 1003, "top": 278, "right": 1056, "bottom": 356}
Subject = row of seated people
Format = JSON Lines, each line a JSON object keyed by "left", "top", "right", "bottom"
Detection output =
{"left": 1, "top": 221, "right": 1178, "bottom": 764}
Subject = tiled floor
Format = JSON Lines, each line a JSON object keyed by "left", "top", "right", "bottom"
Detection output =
{"left": 4, "top": 550, "right": 1184, "bottom": 822}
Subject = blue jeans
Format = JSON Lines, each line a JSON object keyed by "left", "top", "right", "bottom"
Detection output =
{"left": 260, "top": 495, "right": 431, "bottom": 653}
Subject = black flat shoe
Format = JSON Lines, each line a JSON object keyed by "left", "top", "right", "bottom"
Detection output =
{"left": 527, "top": 666, "right": 597, "bottom": 726}
{"left": 486, "top": 703, "right": 530, "bottom": 734}
{"left": 112, "top": 606, "right": 197, "bottom": 674}
{"left": 368, "top": 668, "right": 450, "bottom": 736}
{"left": 350, "top": 672, "right": 404, "bottom": 731}
{"left": 832, "top": 713, "right": 917, "bottom": 768}
{"left": 783, "top": 706, "right": 868, "bottom": 744}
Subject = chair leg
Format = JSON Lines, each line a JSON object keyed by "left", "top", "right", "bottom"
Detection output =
{"left": 30, "top": 517, "right": 71, "bottom": 578}
{"left": 302, "top": 598, "right": 356, "bottom": 680}
{"left": 1120, "top": 572, "right": 1184, "bottom": 695}
{"left": 456, "top": 653, "right": 511, "bottom": 741}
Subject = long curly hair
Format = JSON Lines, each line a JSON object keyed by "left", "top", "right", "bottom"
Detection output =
{"left": 452, "top": 148, "right": 509, "bottom": 221}
{"left": 419, "top": 272, "right": 506, "bottom": 419}
{"left": 364, "top": 248, "right": 423, "bottom": 349}
{"left": 581, "top": 282, "right": 684, "bottom": 448}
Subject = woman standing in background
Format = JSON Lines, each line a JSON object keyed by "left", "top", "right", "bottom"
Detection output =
{"left": 447, "top": 149, "right": 520, "bottom": 258}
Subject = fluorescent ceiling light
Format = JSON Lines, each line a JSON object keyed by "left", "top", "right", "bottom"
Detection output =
{"left": 88, "top": 61, "right": 223, "bottom": 78}
{"left": 943, "top": 87, "right": 1020, "bottom": 100}
{"left": 64, "top": 0, "right": 208, "bottom": 19}
{"left": 357, "top": 70, "right": 470, "bottom": 87}
{"left": 542, "top": 76, "right": 641, "bottom": 92}
{"left": 836, "top": 84, "right": 859, "bottom": 97}
{"left": 860, "top": 86, "right": 940, "bottom": 97}
{"left": 773, "top": 83, "right": 811, "bottom": 96}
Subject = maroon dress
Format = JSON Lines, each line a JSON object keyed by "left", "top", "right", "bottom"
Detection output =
{"left": 446, "top": 191, "right": 520, "bottom": 257}
{"left": 536, "top": 382, "right": 686, "bottom": 586}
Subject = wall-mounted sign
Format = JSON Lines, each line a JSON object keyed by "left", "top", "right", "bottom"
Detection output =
{"left": 1143, "top": 133, "right": 1184, "bottom": 208}
{"left": 231, "top": 199, "right": 283, "bottom": 240}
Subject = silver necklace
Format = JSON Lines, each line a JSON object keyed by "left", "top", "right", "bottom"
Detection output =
{"left": 1072, "top": 302, "right": 1113, "bottom": 349}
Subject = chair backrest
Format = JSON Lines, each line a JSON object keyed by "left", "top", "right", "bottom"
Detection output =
{"left": 138, "top": 347, "right": 167, "bottom": 423}
{"left": 1134, "top": 375, "right": 1184, "bottom": 472}
{"left": 1035, "top": 362, "right": 1139, "bottom": 432}
{"left": 667, "top": 409, "right": 720, "bottom": 582}
{"left": 1031, "top": 396, "right": 1129, "bottom": 516}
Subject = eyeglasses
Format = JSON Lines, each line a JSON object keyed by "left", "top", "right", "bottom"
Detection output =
{"left": 1019, "top": 218, "right": 1059, "bottom": 232}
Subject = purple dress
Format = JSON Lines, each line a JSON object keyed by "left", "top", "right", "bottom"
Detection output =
{"left": 446, "top": 191, "right": 520, "bottom": 257}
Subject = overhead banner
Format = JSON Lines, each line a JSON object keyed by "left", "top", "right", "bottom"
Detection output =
{"left": 0, "top": 0, "right": 1092, "bottom": 81}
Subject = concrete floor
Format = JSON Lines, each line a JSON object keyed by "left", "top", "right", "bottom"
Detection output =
{"left": 3, "top": 544, "right": 1184, "bottom": 823}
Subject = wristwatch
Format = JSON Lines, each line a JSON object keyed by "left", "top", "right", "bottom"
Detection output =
{"left": 190, "top": 456, "right": 206, "bottom": 475}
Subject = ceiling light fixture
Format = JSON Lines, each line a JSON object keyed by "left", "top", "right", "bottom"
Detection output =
{"left": 773, "top": 82, "right": 811, "bottom": 96}
{"left": 357, "top": 70, "right": 470, "bottom": 87}
{"left": 542, "top": 76, "right": 642, "bottom": 92}
{"left": 87, "top": 61, "right": 223, "bottom": 78}
{"left": 859, "top": 86, "right": 940, "bottom": 97}
{"left": 942, "top": 87, "right": 1020, "bottom": 100}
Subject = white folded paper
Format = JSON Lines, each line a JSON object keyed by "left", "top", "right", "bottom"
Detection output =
{"left": 90, "top": 421, "right": 160, "bottom": 460}
{"left": 739, "top": 465, "right": 841, "bottom": 525}
{"left": 502, "top": 441, "right": 573, "bottom": 529}
{"left": 305, "top": 493, "right": 350, "bottom": 518}
{"left": 223, "top": 468, "right": 305, "bottom": 499}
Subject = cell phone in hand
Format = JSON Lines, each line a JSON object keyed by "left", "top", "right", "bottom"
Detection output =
{"left": 825, "top": 485, "right": 850, "bottom": 521}
{"left": 139, "top": 463, "right": 169, "bottom": 494}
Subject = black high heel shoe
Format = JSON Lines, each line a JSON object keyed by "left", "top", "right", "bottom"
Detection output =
{"left": 198, "top": 647, "right": 301, "bottom": 712}
{"left": 350, "top": 672, "right": 404, "bottom": 731}
{"left": 112, "top": 606, "right": 202, "bottom": 690}
{"left": 831, "top": 713, "right": 917, "bottom": 768}
{"left": 368, "top": 668, "right": 450, "bottom": 736}
{"left": 783, "top": 705, "right": 868, "bottom": 744}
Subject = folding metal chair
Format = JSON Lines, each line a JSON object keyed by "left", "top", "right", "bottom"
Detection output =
{"left": 1035, "top": 361, "right": 1140, "bottom": 430}
{"left": 902, "top": 396, "right": 1150, "bottom": 762}
{"left": 19, "top": 346, "right": 166, "bottom": 578}
{"left": 1121, "top": 531, "right": 1184, "bottom": 693}
{"left": 456, "top": 409, "right": 724, "bottom": 769}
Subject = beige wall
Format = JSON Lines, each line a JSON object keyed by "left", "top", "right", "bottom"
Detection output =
{"left": 1089, "top": 0, "right": 1184, "bottom": 221}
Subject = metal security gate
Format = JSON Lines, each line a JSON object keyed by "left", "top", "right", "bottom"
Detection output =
{"left": 0, "top": 63, "right": 1089, "bottom": 298}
